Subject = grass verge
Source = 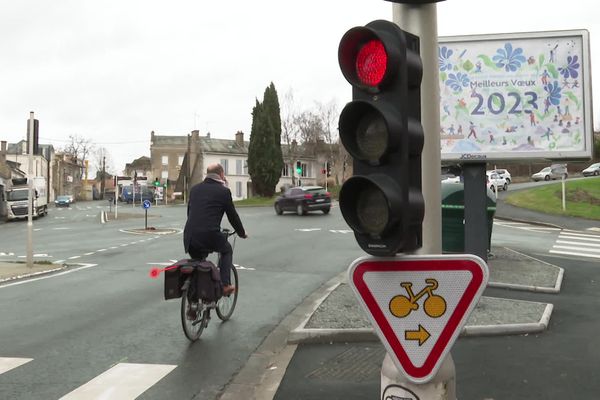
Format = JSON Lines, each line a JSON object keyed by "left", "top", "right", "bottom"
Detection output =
{"left": 505, "top": 177, "right": 600, "bottom": 220}
{"left": 234, "top": 196, "right": 276, "bottom": 207}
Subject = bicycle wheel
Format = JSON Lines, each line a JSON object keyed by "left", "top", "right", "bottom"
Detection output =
{"left": 216, "top": 265, "right": 238, "bottom": 321}
{"left": 181, "top": 286, "right": 208, "bottom": 341}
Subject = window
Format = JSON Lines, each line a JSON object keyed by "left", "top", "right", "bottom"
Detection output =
{"left": 161, "top": 170, "right": 168, "bottom": 179}
{"left": 243, "top": 159, "right": 248, "bottom": 175}
{"left": 178, "top": 155, "right": 184, "bottom": 166}
{"left": 236, "top": 159, "right": 242, "bottom": 175}
{"left": 301, "top": 162, "right": 311, "bottom": 178}
{"left": 220, "top": 159, "right": 229, "bottom": 175}
{"left": 161, "top": 155, "right": 168, "bottom": 165}
{"left": 282, "top": 163, "right": 290, "bottom": 177}
{"left": 236, "top": 181, "right": 242, "bottom": 198}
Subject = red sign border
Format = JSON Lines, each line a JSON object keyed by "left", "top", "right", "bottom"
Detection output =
{"left": 350, "top": 256, "right": 487, "bottom": 382}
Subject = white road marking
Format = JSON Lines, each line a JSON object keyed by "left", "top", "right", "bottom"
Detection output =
{"left": 0, "top": 252, "right": 15, "bottom": 256}
{"left": 549, "top": 250, "right": 600, "bottom": 259}
{"left": 329, "top": 229, "right": 353, "bottom": 234}
{"left": 52, "top": 227, "right": 71, "bottom": 230}
{"left": 234, "top": 264, "right": 255, "bottom": 271}
{"left": 97, "top": 249, "right": 107, "bottom": 252}
{"left": 120, "top": 244, "right": 128, "bottom": 247}
{"left": 556, "top": 240, "right": 600, "bottom": 247}
{"left": 588, "top": 227, "right": 600, "bottom": 232}
{"left": 553, "top": 245, "right": 600, "bottom": 253}
{"left": 295, "top": 228, "right": 321, "bottom": 232}
{"left": 84, "top": 252, "right": 96, "bottom": 256}
{"left": 559, "top": 234, "right": 600, "bottom": 242}
{"left": 68, "top": 256, "right": 81, "bottom": 260}
{"left": 0, "top": 357, "right": 33, "bottom": 374}
{"left": 0, "top": 264, "right": 97, "bottom": 289}
{"left": 59, "top": 363, "right": 176, "bottom": 400}
{"left": 54, "top": 260, "right": 65, "bottom": 264}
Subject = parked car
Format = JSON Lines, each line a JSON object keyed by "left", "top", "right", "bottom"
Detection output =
{"left": 486, "top": 172, "right": 508, "bottom": 192}
{"left": 441, "top": 174, "right": 461, "bottom": 183}
{"left": 274, "top": 186, "right": 331, "bottom": 215}
{"left": 54, "top": 195, "right": 72, "bottom": 207}
{"left": 531, "top": 164, "right": 568, "bottom": 181}
{"left": 488, "top": 169, "right": 512, "bottom": 184}
{"left": 120, "top": 185, "right": 153, "bottom": 204}
{"left": 582, "top": 162, "right": 600, "bottom": 177}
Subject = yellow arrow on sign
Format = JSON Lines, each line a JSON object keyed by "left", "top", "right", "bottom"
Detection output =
{"left": 405, "top": 324, "right": 430, "bottom": 346}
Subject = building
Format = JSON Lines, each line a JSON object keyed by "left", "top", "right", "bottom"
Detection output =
{"left": 5, "top": 140, "right": 55, "bottom": 201}
{"left": 51, "top": 152, "right": 84, "bottom": 199}
{"left": 147, "top": 130, "right": 324, "bottom": 201}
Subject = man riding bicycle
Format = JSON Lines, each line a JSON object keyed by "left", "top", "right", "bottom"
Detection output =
{"left": 183, "top": 163, "right": 247, "bottom": 296}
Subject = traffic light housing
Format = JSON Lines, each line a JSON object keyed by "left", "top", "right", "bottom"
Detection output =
{"left": 153, "top": 178, "right": 160, "bottom": 187}
{"left": 295, "top": 161, "right": 302, "bottom": 175}
{"left": 338, "top": 20, "right": 424, "bottom": 256}
{"left": 326, "top": 161, "right": 332, "bottom": 177}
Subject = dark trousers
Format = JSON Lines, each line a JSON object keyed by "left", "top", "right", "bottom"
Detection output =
{"left": 188, "top": 231, "right": 233, "bottom": 286}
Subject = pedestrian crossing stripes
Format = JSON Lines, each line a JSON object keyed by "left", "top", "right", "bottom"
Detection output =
{"left": 0, "top": 357, "right": 176, "bottom": 400}
{"left": 550, "top": 230, "right": 600, "bottom": 259}
{"left": 493, "top": 220, "right": 561, "bottom": 233}
{"left": 59, "top": 363, "right": 176, "bottom": 400}
{"left": 0, "top": 357, "right": 32, "bottom": 375}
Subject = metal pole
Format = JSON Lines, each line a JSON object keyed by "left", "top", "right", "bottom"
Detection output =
{"left": 165, "top": 182, "right": 168, "bottom": 206}
{"left": 562, "top": 177, "right": 566, "bottom": 211}
{"left": 27, "top": 112, "right": 34, "bottom": 268}
{"left": 383, "top": 4, "right": 454, "bottom": 400}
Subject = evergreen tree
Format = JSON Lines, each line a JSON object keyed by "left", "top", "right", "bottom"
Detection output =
{"left": 248, "top": 83, "right": 284, "bottom": 197}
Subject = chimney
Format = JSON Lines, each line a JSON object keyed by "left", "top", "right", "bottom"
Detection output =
{"left": 206, "top": 132, "right": 210, "bottom": 139}
{"left": 235, "top": 131, "right": 244, "bottom": 146}
{"left": 151, "top": 130, "right": 155, "bottom": 143}
{"left": 0, "top": 140, "right": 6, "bottom": 164}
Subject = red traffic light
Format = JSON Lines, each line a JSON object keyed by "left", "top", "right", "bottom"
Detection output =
{"left": 356, "top": 40, "right": 387, "bottom": 87}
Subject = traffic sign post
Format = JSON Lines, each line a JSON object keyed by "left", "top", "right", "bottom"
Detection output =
{"left": 142, "top": 199, "right": 151, "bottom": 230}
{"left": 348, "top": 255, "right": 488, "bottom": 384}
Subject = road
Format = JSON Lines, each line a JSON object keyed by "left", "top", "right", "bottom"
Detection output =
{"left": 0, "top": 201, "right": 362, "bottom": 399}
{"left": 2, "top": 197, "right": 599, "bottom": 399}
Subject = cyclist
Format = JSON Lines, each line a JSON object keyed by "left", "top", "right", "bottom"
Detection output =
{"left": 183, "top": 163, "right": 247, "bottom": 296}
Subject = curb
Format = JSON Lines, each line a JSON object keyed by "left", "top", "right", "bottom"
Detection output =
{"left": 488, "top": 247, "right": 565, "bottom": 294}
{"left": 217, "top": 271, "right": 348, "bottom": 400}
{"left": 288, "top": 299, "right": 554, "bottom": 344}
{"left": 0, "top": 265, "right": 67, "bottom": 284}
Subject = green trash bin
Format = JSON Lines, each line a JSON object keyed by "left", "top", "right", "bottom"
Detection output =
{"left": 441, "top": 182, "right": 496, "bottom": 253}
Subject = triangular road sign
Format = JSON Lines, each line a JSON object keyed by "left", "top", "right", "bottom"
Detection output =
{"left": 348, "top": 254, "right": 489, "bottom": 383}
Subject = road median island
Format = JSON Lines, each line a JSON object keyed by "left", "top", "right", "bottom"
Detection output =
{"left": 0, "top": 261, "right": 66, "bottom": 283}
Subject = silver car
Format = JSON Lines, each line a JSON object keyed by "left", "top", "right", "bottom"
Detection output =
{"left": 582, "top": 163, "right": 600, "bottom": 177}
{"left": 531, "top": 164, "right": 568, "bottom": 181}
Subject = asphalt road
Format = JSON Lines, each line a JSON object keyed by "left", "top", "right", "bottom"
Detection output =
{"left": 0, "top": 201, "right": 363, "bottom": 399}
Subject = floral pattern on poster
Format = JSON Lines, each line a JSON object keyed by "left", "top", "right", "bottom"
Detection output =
{"left": 438, "top": 35, "right": 586, "bottom": 158}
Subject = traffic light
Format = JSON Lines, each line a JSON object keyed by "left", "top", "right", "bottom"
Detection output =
{"left": 153, "top": 178, "right": 160, "bottom": 187}
{"left": 337, "top": 20, "right": 424, "bottom": 256}
{"left": 326, "top": 161, "right": 332, "bottom": 177}
{"left": 295, "top": 161, "right": 302, "bottom": 175}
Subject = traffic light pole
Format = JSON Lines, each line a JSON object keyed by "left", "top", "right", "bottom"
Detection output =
{"left": 382, "top": 3, "right": 456, "bottom": 400}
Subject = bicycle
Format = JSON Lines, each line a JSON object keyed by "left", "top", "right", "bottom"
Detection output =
{"left": 179, "top": 229, "right": 239, "bottom": 342}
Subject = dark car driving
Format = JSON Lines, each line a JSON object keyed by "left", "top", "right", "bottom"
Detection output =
{"left": 54, "top": 195, "right": 71, "bottom": 207}
{"left": 274, "top": 186, "right": 331, "bottom": 215}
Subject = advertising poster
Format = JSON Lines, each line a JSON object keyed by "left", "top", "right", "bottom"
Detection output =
{"left": 438, "top": 30, "right": 592, "bottom": 161}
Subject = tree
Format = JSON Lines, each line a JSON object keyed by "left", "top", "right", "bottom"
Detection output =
{"left": 62, "top": 134, "right": 94, "bottom": 175}
{"left": 248, "top": 83, "right": 284, "bottom": 197}
{"left": 281, "top": 89, "right": 301, "bottom": 185}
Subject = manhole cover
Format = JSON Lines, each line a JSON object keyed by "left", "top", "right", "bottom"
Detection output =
{"left": 306, "top": 346, "right": 386, "bottom": 382}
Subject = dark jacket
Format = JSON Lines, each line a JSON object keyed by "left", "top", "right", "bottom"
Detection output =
{"left": 183, "top": 178, "right": 246, "bottom": 253}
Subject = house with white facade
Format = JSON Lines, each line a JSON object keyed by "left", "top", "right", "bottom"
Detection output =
{"left": 147, "top": 130, "right": 325, "bottom": 200}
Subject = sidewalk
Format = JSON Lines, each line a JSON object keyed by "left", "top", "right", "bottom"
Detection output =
{"left": 220, "top": 200, "right": 597, "bottom": 400}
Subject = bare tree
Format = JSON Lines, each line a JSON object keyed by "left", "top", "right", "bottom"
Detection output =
{"left": 92, "top": 147, "right": 115, "bottom": 181}
{"left": 295, "top": 110, "right": 324, "bottom": 149}
{"left": 281, "top": 89, "right": 301, "bottom": 185}
{"left": 315, "top": 100, "right": 341, "bottom": 184}
{"left": 62, "top": 134, "right": 95, "bottom": 173}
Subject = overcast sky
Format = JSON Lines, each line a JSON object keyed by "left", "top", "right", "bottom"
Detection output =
{"left": 1, "top": 0, "right": 598, "bottom": 174}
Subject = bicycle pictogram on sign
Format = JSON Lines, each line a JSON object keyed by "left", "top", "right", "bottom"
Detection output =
{"left": 389, "top": 278, "right": 447, "bottom": 319}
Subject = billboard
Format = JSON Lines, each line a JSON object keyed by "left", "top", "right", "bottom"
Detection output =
{"left": 438, "top": 30, "right": 592, "bottom": 162}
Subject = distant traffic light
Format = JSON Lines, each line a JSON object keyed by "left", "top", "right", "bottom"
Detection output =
{"left": 153, "top": 178, "right": 160, "bottom": 187}
{"left": 326, "top": 161, "right": 332, "bottom": 177}
{"left": 295, "top": 161, "right": 302, "bottom": 175}
{"left": 337, "top": 20, "right": 424, "bottom": 256}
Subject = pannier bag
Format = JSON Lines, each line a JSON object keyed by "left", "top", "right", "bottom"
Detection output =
{"left": 195, "top": 261, "right": 222, "bottom": 302}
{"left": 164, "top": 259, "right": 222, "bottom": 301}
